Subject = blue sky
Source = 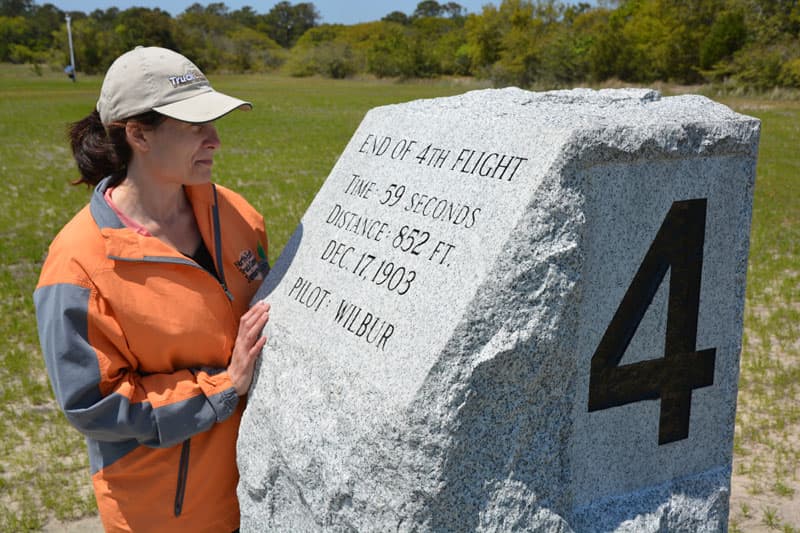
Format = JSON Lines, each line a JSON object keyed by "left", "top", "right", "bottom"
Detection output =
{"left": 48, "top": 1, "right": 498, "bottom": 24}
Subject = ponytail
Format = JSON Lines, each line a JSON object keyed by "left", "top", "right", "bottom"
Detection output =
{"left": 68, "top": 110, "right": 126, "bottom": 187}
{"left": 68, "top": 109, "right": 166, "bottom": 187}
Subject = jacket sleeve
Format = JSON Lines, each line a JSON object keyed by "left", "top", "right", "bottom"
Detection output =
{"left": 34, "top": 279, "right": 239, "bottom": 449}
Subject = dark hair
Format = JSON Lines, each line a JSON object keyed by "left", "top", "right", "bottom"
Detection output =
{"left": 68, "top": 110, "right": 167, "bottom": 187}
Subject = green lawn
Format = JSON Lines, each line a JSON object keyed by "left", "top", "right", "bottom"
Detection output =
{"left": 0, "top": 64, "right": 796, "bottom": 530}
{"left": 720, "top": 97, "right": 800, "bottom": 532}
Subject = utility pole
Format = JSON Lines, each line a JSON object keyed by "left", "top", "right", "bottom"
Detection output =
{"left": 65, "top": 14, "right": 76, "bottom": 82}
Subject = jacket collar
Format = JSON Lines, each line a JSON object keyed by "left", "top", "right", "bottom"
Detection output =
{"left": 90, "top": 176, "right": 217, "bottom": 261}
{"left": 90, "top": 177, "right": 125, "bottom": 231}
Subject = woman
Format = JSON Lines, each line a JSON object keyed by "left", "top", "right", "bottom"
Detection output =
{"left": 34, "top": 46, "right": 271, "bottom": 532}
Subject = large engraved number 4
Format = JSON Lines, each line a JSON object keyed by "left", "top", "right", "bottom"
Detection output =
{"left": 588, "top": 199, "right": 716, "bottom": 445}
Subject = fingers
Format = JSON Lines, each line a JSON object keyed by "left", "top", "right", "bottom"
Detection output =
{"left": 238, "top": 301, "right": 270, "bottom": 345}
{"left": 247, "top": 335, "right": 267, "bottom": 363}
{"left": 240, "top": 301, "right": 270, "bottom": 329}
{"left": 228, "top": 302, "right": 271, "bottom": 396}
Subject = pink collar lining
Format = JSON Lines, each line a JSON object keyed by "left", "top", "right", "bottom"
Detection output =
{"left": 104, "top": 186, "right": 152, "bottom": 237}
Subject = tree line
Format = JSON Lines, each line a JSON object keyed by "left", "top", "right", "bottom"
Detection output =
{"left": 2, "top": 0, "right": 799, "bottom": 90}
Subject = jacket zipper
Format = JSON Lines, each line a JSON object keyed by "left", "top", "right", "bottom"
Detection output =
{"left": 211, "top": 185, "right": 234, "bottom": 301}
{"left": 174, "top": 439, "right": 191, "bottom": 517}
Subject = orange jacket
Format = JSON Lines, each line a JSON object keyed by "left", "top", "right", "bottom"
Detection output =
{"left": 34, "top": 177, "right": 269, "bottom": 532}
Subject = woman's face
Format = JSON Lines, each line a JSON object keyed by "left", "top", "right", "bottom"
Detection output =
{"left": 141, "top": 118, "right": 221, "bottom": 185}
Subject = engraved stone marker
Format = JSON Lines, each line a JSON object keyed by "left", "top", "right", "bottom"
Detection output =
{"left": 237, "top": 88, "right": 760, "bottom": 531}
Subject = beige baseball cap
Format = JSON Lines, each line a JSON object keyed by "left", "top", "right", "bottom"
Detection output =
{"left": 96, "top": 46, "right": 252, "bottom": 125}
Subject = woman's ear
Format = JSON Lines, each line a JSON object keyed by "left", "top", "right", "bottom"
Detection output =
{"left": 125, "top": 121, "right": 150, "bottom": 153}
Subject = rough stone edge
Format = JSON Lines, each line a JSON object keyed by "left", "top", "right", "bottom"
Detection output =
{"left": 569, "top": 465, "right": 731, "bottom": 533}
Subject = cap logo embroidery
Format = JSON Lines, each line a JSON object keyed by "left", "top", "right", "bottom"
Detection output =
{"left": 168, "top": 70, "right": 205, "bottom": 88}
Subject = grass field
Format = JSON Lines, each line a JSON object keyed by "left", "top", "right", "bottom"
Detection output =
{"left": 722, "top": 96, "right": 800, "bottom": 532}
{"left": 0, "top": 64, "right": 797, "bottom": 531}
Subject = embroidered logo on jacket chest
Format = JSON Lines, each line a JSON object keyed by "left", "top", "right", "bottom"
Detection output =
{"left": 234, "top": 248, "right": 269, "bottom": 282}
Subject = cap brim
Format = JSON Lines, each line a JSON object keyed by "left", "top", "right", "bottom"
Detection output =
{"left": 153, "top": 90, "right": 252, "bottom": 123}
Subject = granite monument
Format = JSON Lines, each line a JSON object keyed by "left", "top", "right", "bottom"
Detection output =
{"left": 237, "top": 88, "right": 760, "bottom": 532}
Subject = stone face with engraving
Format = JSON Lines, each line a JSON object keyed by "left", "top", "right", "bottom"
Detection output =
{"left": 236, "top": 88, "right": 760, "bottom": 532}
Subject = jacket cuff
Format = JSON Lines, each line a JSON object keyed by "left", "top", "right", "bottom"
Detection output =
{"left": 195, "top": 367, "right": 239, "bottom": 422}
{"left": 210, "top": 386, "right": 239, "bottom": 422}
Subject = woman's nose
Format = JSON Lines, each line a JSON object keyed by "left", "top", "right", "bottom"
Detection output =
{"left": 204, "top": 124, "right": 221, "bottom": 149}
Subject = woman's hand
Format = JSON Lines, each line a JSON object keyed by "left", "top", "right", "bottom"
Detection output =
{"left": 228, "top": 301, "right": 270, "bottom": 396}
